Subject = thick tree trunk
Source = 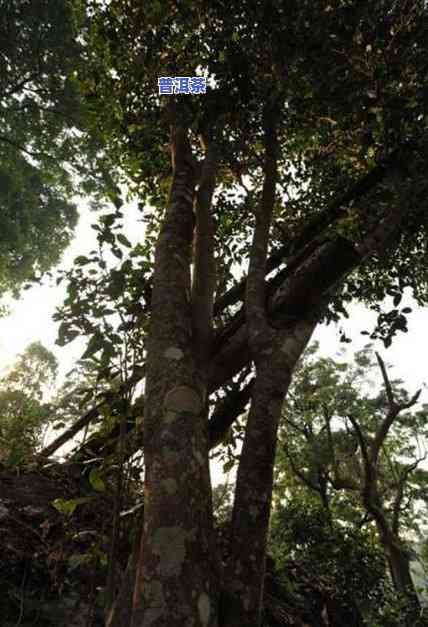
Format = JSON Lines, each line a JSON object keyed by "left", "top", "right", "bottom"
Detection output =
{"left": 223, "top": 319, "right": 315, "bottom": 627}
{"left": 131, "top": 126, "right": 218, "bottom": 627}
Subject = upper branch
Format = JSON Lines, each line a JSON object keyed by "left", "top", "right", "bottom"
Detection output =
{"left": 369, "top": 354, "right": 421, "bottom": 465}
{"left": 246, "top": 98, "right": 280, "bottom": 350}
{"left": 391, "top": 457, "right": 426, "bottom": 535}
{"left": 214, "top": 138, "right": 419, "bottom": 316}
{"left": 191, "top": 135, "right": 219, "bottom": 369}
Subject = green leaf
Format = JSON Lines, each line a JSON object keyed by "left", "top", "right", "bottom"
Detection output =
{"left": 112, "top": 247, "right": 123, "bottom": 259}
{"left": 117, "top": 233, "right": 132, "bottom": 247}
{"left": 81, "top": 332, "right": 104, "bottom": 359}
{"left": 52, "top": 496, "right": 92, "bottom": 515}
{"left": 89, "top": 467, "right": 106, "bottom": 492}
{"left": 74, "top": 255, "right": 90, "bottom": 266}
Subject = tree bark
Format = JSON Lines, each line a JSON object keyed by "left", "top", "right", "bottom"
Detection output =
{"left": 222, "top": 319, "right": 315, "bottom": 627}
{"left": 131, "top": 124, "right": 218, "bottom": 627}
{"left": 376, "top": 522, "right": 420, "bottom": 624}
{"left": 221, "top": 96, "right": 317, "bottom": 626}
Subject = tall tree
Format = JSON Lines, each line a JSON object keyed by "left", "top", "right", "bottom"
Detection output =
{"left": 49, "top": 1, "right": 428, "bottom": 625}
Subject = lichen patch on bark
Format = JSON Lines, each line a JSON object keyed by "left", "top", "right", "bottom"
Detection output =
{"left": 163, "top": 386, "right": 203, "bottom": 415}
{"left": 142, "top": 607, "right": 163, "bottom": 627}
{"left": 161, "top": 446, "right": 180, "bottom": 464}
{"left": 164, "top": 346, "right": 184, "bottom": 360}
{"left": 197, "top": 592, "right": 211, "bottom": 626}
{"left": 145, "top": 580, "right": 164, "bottom": 608}
{"left": 163, "top": 410, "right": 178, "bottom": 425}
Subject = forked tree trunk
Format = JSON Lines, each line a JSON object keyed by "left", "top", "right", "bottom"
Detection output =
{"left": 222, "top": 320, "right": 315, "bottom": 627}
{"left": 108, "top": 98, "right": 416, "bottom": 627}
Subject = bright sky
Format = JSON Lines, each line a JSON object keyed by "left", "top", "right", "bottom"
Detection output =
{"left": 0, "top": 199, "right": 425, "bottom": 391}
{"left": 0, "top": 197, "right": 142, "bottom": 382}
{"left": 3, "top": 202, "right": 425, "bottom": 578}
{"left": 0, "top": 199, "right": 426, "bottom": 469}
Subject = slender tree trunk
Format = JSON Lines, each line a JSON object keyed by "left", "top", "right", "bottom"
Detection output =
{"left": 368, "top": 497, "right": 420, "bottom": 620}
{"left": 106, "top": 536, "right": 139, "bottom": 627}
{"left": 386, "top": 543, "right": 417, "bottom": 599}
{"left": 222, "top": 319, "right": 315, "bottom": 627}
{"left": 377, "top": 527, "right": 421, "bottom": 621}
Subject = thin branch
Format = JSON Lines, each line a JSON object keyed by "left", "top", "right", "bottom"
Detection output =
{"left": 38, "top": 366, "right": 144, "bottom": 458}
{"left": 191, "top": 136, "right": 219, "bottom": 368}
{"left": 375, "top": 352, "right": 394, "bottom": 405}
{"left": 323, "top": 406, "right": 339, "bottom": 476}
{"left": 282, "top": 440, "right": 320, "bottom": 493}
{"left": 392, "top": 453, "right": 427, "bottom": 535}
{"left": 246, "top": 97, "right": 280, "bottom": 348}
{"left": 283, "top": 416, "right": 308, "bottom": 436}
{"left": 208, "top": 379, "right": 254, "bottom": 448}
{"left": 213, "top": 137, "right": 420, "bottom": 316}
{"left": 370, "top": 355, "right": 421, "bottom": 465}
{"left": 3, "top": 71, "right": 39, "bottom": 98}
{"left": 0, "top": 134, "right": 48, "bottom": 160}
{"left": 347, "top": 414, "right": 371, "bottom": 481}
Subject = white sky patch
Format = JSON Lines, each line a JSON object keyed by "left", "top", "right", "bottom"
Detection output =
{"left": 0, "top": 195, "right": 142, "bottom": 383}
{"left": 0, "top": 197, "right": 426, "bottom": 483}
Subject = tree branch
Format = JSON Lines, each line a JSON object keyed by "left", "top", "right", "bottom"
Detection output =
{"left": 370, "top": 354, "right": 421, "bottom": 465}
{"left": 246, "top": 98, "right": 279, "bottom": 351}
{"left": 282, "top": 440, "right": 320, "bottom": 493}
{"left": 208, "top": 379, "right": 254, "bottom": 448}
{"left": 323, "top": 409, "right": 359, "bottom": 491}
{"left": 347, "top": 414, "right": 372, "bottom": 484}
{"left": 392, "top": 454, "right": 427, "bottom": 535}
{"left": 191, "top": 136, "right": 218, "bottom": 369}
{"left": 213, "top": 138, "right": 419, "bottom": 316}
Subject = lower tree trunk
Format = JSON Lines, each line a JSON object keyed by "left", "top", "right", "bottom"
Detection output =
{"left": 222, "top": 319, "right": 315, "bottom": 627}
{"left": 130, "top": 126, "right": 219, "bottom": 626}
{"left": 385, "top": 541, "right": 420, "bottom": 616}
{"left": 132, "top": 387, "right": 218, "bottom": 627}
{"left": 387, "top": 544, "right": 416, "bottom": 595}
{"left": 373, "top": 519, "right": 421, "bottom": 624}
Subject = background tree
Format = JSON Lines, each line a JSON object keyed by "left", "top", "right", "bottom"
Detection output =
{"left": 268, "top": 499, "right": 390, "bottom": 626}
{"left": 0, "top": 341, "right": 58, "bottom": 465}
{"left": 276, "top": 345, "right": 428, "bottom": 621}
